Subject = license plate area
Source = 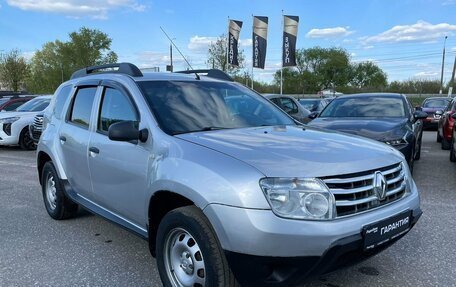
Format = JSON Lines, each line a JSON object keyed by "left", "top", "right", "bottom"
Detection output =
{"left": 362, "top": 210, "right": 411, "bottom": 251}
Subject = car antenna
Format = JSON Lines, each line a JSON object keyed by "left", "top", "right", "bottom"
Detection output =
{"left": 160, "top": 26, "right": 200, "bottom": 80}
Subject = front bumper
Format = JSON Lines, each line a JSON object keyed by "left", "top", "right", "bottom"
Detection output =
{"left": 225, "top": 209, "right": 421, "bottom": 286}
{"left": 423, "top": 117, "right": 439, "bottom": 129}
{"left": 204, "top": 183, "right": 421, "bottom": 286}
{"left": 0, "top": 123, "right": 20, "bottom": 145}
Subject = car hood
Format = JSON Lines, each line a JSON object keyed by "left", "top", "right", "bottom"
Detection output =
{"left": 176, "top": 125, "right": 404, "bottom": 178}
{"left": 308, "top": 118, "right": 409, "bottom": 142}
{"left": 0, "top": 111, "right": 38, "bottom": 119}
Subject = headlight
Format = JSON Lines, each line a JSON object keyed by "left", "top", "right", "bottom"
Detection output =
{"left": 0, "top": 117, "right": 20, "bottom": 124}
{"left": 402, "top": 161, "right": 413, "bottom": 195}
{"left": 384, "top": 138, "right": 407, "bottom": 146}
{"left": 260, "top": 178, "right": 335, "bottom": 220}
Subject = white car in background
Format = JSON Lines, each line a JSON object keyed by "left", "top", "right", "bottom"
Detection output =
{"left": 0, "top": 95, "right": 52, "bottom": 150}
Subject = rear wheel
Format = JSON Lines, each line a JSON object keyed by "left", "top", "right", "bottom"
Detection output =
{"left": 19, "top": 127, "right": 36, "bottom": 150}
{"left": 41, "top": 161, "right": 78, "bottom": 220}
{"left": 442, "top": 137, "right": 451, "bottom": 150}
{"left": 156, "top": 206, "right": 239, "bottom": 287}
{"left": 450, "top": 137, "right": 456, "bottom": 162}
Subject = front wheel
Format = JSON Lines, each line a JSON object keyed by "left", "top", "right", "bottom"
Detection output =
{"left": 41, "top": 161, "right": 78, "bottom": 220}
{"left": 19, "top": 127, "right": 36, "bottom": 150}
{"left": 156, "top": 206, "right": 239, "bottom": 287}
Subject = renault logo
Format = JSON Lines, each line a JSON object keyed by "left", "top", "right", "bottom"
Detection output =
{"left": 373, "top": 171, "right": 387, "bottom": 200}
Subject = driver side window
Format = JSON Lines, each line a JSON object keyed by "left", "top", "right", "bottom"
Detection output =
{"left": 98, "top": 87, "right": 139, "bottom": 134}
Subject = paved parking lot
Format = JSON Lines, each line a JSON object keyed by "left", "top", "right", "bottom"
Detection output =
{"left": 1, "top": 131, "right": 455, "bottom": 286}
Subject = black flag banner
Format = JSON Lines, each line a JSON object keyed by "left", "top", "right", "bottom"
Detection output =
{"left": 228, "top": 20, "right": 243, "bottom": 66}
{"left": 252, "top": 16, "right": 268, "bottom": 69}
{"left": 283, "top": 15, "right": 299, "bottom": 67}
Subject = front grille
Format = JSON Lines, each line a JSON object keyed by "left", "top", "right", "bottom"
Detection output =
{"left": 321, "top": 163, "right": 407, "bottom": 218}
{"left": 31, "top": 115, "right": 44, "bottom": 140}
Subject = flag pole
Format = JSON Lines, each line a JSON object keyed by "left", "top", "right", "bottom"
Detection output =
{"left": 226, "top": 16, "right": 230, "bottom": 72}
{"left": 280, "top": 10, "right": 284, "bottom": 95}
{"left": 251, "top": 15, "right": 254, "bottom": 90}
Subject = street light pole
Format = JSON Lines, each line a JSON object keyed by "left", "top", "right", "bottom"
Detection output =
{"left": 439, "top": 36, "right": 448, "bottom": 94}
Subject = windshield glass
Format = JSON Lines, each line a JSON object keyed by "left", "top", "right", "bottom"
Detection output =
{"left": 16, "top": 98, "right": 50, "bottom": 112}
{"left": 320, "top": 96, "right": 406, "bottom": 118}
{"left": 0, "top": 98, "right": 9, "bottom": 105}
{"left": 299, "top": 99, "right": 320, "bottom": 110}
{"left": 423, "top": 98, "right": 450, "bottom": 108}
{"left": 138, "top": 81, "right": 295, "bottom": 135}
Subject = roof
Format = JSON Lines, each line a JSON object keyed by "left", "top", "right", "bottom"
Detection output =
{"left": 336, "top": 93, "right": 404, "bottom": 99}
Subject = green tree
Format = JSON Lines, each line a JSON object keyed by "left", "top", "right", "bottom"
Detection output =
{"left": 350, "top": 61, "right": 387, "bottom": 90}
{"left": 207, "top": 34, "right": 245, "bottom": 76}
{"left": 0, "top": 49, "right": 30, "bottom": 92}
{"left": 27, "top": 27, "right": 118, "bottom": 94}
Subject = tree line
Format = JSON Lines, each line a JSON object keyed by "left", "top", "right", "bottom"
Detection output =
{"left": 0, "top": 29, "right": 450, "bottom": 95}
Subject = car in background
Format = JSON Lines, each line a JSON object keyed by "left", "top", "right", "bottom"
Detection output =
{"left": 298, "top": 98, "right": 329, "bottom": 114}
{"left": 0, "top": 95, "right": 34, "bottom": 112}
{"left": 29, "top": 113, "right": 45, "bottom": 144}
{"left": 264, "top": 94, "right": 311, "bottom": 123}
{"left": 450, "top": 114, "right": 456, "bottom": 162}
{"left": 0, "top": 95, "right": 52, "bottom": 150}
{"left": 437, "top": 98, "right": 456, "bottom": 150}
{"left": 418, "top": 97, "right": 452, "bottom": 130}
{"left": 308, "top": 93, "right": 428, "bottom": 171}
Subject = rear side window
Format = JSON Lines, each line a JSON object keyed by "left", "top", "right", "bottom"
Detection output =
{"left": 54, "top": 85, "right": 72, "bottom": 119}
{"left": 69, "top": 87, "right": 97, "bottom": 128}
{"left": 98, "top": 87, "right": 138, "bottom": 133}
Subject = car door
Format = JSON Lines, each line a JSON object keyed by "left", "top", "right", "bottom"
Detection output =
{"left": 88, "top": 82, "right": 150, "bottom": 227}
{"left": 58, "top": 84, "right": 99, "bottom": 199}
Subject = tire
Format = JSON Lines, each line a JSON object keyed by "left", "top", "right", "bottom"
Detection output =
{"left": 450, "top": 137, "right": 456, "bottom": 162}
{"left": 408, "top": 147, "right": 415, "bottom": 175}
{"left": 19, "top": 127, "right": 36, "bottom": 150}
{"left": 156, "top": 206, "right": 239, "bottom": 287}
{"left": 414, "top": 137, "right": 422, "bottom": 160}
{"left": 442, "top": 137, "right": 451, "bottom": 150}
{"left": 41, "top": 161, "right": 78, "bottom": 220}
{"left": 437, "top": 130, "right": 442, "bottom": 143}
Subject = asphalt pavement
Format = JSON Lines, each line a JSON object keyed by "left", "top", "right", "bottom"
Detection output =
{"left": 0, "top": 131, "right": 455, "bottom": 286}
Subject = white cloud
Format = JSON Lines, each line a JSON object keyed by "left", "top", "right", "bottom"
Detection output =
{"left": 414, "top": 71, "right": 439, "bottom": 78}
{"left": 442, "top": 0, "right": 456, "bottom": 5}
{"left": 6, "top": 0, "right": 145, "bottom": 19}
{"left": 364, "top": 21, "right": 456, "bottom": 43}
{"left": 188, "top": 36, "right": 218, "bottom": 53}
{"left": 306, "top": 27, "right": 354, "bottom": 38}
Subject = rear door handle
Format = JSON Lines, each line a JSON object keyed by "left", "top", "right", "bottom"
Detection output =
{"left": 59, "top": 136, "right": 66, "bottom": 144}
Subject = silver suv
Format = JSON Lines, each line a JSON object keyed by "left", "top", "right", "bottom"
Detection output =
{"left": 37, "top": 63, "right": 421, "bottom": 286}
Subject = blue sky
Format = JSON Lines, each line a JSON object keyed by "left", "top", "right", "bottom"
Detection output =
{"left": 1, "top": 0, "right": 456, "bottom": 83}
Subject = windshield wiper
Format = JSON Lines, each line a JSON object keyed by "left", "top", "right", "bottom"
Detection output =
{"left": 172, "top": 127, "right": 229, "bottom": 135}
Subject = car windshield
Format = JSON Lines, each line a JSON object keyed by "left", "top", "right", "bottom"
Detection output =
{"left": 16, "top": 98, "right": 50, "bottom": 112}
{"left": 299, "top": 99, "right": 320, "bottom": 110}
{"left": 0, "top": 98, "right": 9, "bottom": 105}
{"left": 320, "top": 96, "right": 406, "bottom": 118}
{"left": 138, "top": 81, "right": 295, "bottom": 135}
{"left": 423, "top": 98, "right": 450, "bottom": 108}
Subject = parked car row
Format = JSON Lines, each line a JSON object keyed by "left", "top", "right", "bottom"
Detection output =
{"left": 34, "top": 63, "right": 421, "bottom": 287}
{"left": 0, "top": 96, "right": 51, "bottom": 150}
{"left": 0, "top": 94, "right": 35, "bottom": 112}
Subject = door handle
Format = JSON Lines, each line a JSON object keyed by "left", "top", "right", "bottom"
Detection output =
{"left": 59, "top": 136, "right": 66, "bottom": 144}
{"left": 89, "top": 147, "right": 99, "bottom": 154}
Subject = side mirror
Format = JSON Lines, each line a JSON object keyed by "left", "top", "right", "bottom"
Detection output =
{"left": 414, "top": 110, "right": 428, "bottom": 120}
{"left": 452, "top": 113, "right": 456, "bottom": 120}
{"left": 308, "top": 111, "right": 319, "bottom": 119}
{"left": 108, "top": 121, "right": 148, "bottom": 143}
{"left": 435, "top": 110, "right": 444, "bottom": 116}
{"left": 415, "top": 105, "right": 422, "bottom": 111}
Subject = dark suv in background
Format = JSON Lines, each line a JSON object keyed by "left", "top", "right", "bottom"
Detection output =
{"left": 308, "top": 93, "right": 428, "bottom": 171}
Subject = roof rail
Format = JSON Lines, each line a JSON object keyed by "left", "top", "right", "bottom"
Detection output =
{"left": 175, "top": 69, "right": 234, "bottom": 82}
{"left": 70, "top": 63, "right": 143, "bottom": 80}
